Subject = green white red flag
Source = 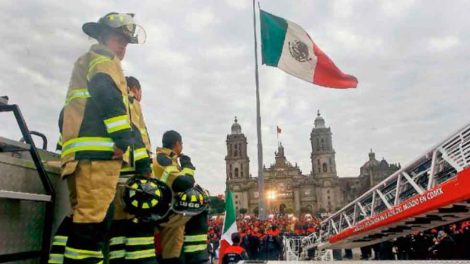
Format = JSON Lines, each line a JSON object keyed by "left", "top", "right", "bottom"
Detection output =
{"left": 218, "top": 192, "right": 238, "bottom": 264}
{"left": 260, "top": 9, "right": 358, "bottom": 89}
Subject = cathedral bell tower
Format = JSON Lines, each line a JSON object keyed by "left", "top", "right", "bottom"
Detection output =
{"left": 310, "top": 111, "right": 338, "bottom": 178}
{"left": 226, "top": 117, "right": 250, "bottom": 183}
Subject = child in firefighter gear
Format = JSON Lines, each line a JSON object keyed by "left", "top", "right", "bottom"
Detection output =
{"left": 48, "top": 12, "right": 145, "bottom": 264}
{"left": 108, "top": 76, "right": 157, "bottom": 263}
{"left": 221, "top": 233, "right": 248, "bottom": 264}
{"left": 180, "top": 207, "right": 210, "bottom": 264}
{"left": 153, "top": 130, "right": 196, "bottom": 264}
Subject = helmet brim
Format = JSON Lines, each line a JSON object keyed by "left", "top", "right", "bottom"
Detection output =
{"left": 82, "top": 22, "right": 142, "bottom": 44}
{"left": 82, "top": 22, "right": 104, "bottom": 41}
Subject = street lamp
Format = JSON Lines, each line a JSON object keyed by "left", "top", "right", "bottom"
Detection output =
{"left": 267, "top": 190, "right": 276, "bottom": 200}
{"left": 266, "top": 190, "right": 276, "bottom": 214}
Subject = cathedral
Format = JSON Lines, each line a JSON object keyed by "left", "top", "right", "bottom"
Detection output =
{"left": 225, "top": 112, "right": 400, "bottom": 216}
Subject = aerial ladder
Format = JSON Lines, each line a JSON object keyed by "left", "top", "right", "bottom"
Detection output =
{"left": 314, "top": 121, "right": 470, "bottom": 250}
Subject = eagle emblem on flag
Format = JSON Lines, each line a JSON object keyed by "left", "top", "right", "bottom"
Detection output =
{"left": 288, "top": 40, "right": 311, "bottom": 62}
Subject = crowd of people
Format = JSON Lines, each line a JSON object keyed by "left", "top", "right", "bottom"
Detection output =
{"left": 207, "top": 214, "right": 322, "bottom": 261}
{"left": 208, "top": 213, "right": 470, "bottom": 262}
{"left": 355, "top": 220, "right": 470, "bottom": 260}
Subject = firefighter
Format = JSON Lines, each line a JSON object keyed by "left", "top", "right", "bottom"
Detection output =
{"left": 126, "top": 76, "right": 151, "bottom": 152}
{"left": 108, "top": 76, "right": 155, "bottom": 263}
{"left": 49, "top": 12, "right": 145, "bottom": 264}
{"left": 180, "top": 187, "right": 210, "bottom": 264}
{"left": 153, "top": 130, "right": 196, "bottom": 264}
{"left": 220, "top": 233, "right": 248, "bottom": 264}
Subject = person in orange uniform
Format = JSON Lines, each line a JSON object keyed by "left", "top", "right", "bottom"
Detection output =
{"left": 221, "top": 233, "right": 248, "bottom": 264}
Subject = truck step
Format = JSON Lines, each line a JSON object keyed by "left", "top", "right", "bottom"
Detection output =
{"left": 0, "top": 190, "right": 51, "bottom": 202}
{"left": 0, "top": 136, "right": 30, "bottom": 152}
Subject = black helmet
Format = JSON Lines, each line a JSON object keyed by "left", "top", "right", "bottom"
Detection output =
{"left": 172, "top": 185, "right": 209, "bottom": 216}
{"left": 123, "top": 176, "right": 172, "bottom": 222}
{"left": 82, "top": 12, "right": 146, "bottom": 44}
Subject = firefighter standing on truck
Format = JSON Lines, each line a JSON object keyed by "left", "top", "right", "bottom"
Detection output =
{"left": 153, "top": 130, "right": 196, "bottom": 264}
{"left": 48, "top": 12, "right": 146, "bottom": 264}
{"left": 108, "top": 76, "right": 156, "bottom": 263}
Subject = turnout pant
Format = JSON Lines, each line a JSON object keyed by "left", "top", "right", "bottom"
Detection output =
{"left": 49, "top": 160, "right": 121, "bottom": 264}
{"left": 108, "top": 181, "right": 157, "bottom": 264}
{"left": 157, "top": 214, "right": 191, "bottom": 263}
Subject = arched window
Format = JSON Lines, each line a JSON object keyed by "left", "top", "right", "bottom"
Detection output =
{"left": 316, "top": 138, "right": 320, "bottom": 151}
{"left": 234, "top": 168, "right": 239, "bottom": 178}
{"left": 317, "top": 159, "right": 321, "bottom": 173}
{"left": 241, "top": 164, "right": 244, "bottom": 177}
{"left": 321, "top": 138, "right": 325, "bottom": 150}
{"left": 323, "top": 163, "right": 328, "bottom": 173}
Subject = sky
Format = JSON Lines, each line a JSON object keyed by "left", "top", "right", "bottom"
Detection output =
{"left": 1, "top": 0, "right": 469, "bottom": 195}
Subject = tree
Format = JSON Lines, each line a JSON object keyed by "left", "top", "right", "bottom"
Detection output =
{"left": 239, "top": 208, "right": 247, "bottom": 215}
{"left": 253, "top": 207, "right": 259, "bottom": 216}
{"left": 208, "top": 196, "right": 225, "bottom": 215}
{"left": 285, "top": 208, "right": 294, "bottom": 214}
{"left": 316, "top": 207, "right": 326, "bottom": 218}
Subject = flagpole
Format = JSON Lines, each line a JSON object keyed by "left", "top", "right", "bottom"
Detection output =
{"left": 253, "top": 0, "right": 265, "bottom": 221}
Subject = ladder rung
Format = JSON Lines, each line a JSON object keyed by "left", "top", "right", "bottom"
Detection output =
{"left": 0, "top": 190, "right": 51, "bottom": 202}
{"left": 0, "top": 136, "right": 30, "bottom": 152}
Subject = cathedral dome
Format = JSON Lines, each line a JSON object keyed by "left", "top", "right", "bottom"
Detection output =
{"left": 314, "top": 110, "right": 326, "bottom": 128}
{"left": 361, "top": 149, "right": 380, "bottom": 169}
{"left": 231, "top": 116, "right": 242, "bottom": 134}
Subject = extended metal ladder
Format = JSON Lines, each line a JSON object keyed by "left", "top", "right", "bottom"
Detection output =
{"left": 0, "top": 96, "right": 55, "bottom": 263}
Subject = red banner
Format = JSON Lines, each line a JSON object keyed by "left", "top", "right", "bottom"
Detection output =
{"left": 329, "top": 167, "right": 470, "bottom": 244}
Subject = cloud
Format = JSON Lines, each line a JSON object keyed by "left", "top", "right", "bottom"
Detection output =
{"left": 428, "top": 36, "right": 460, "bottom": 52}
{"left": 1, "top": 0, "right": 470, "bottom": 196}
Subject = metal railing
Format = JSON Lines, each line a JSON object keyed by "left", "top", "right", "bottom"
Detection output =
{"left": 0, "top": 99, "right": 55, "bottom": 264}
{"left": 317, "top": 122, "right": 470, "bottom": 245}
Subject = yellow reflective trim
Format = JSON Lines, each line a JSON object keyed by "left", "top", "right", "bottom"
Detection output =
{"left": 125, "top": 249, "right": 155, "bottom": 260}
{"left": 87, "top": 56, "right": 112, "bottom": 80}
{"left": 109, "top": 249, "right": 126, "bottom": 259}
{"left": 64, "top": 246, "right": 103, "bottom": 260}
{"left": 65, "top": 88, "right": 90, "bottom": 104}
{"left": 53, "top": 235, "right": 67, "bottom": 243}
{"left": 184, "top": 244, "right": 207, "bottom": 253}
{"left": 151, "top": 199, "right": 158, "bottom": 206}
{"left": 142, "top": 202, "right": 150, "bottom": 209}
{"left": 160, "top": 165, "right": 178, "bottom": 183}
{"left": 134, "top": 148, "right": 149, "bottom": 161}
{"left": 61, "top": 137, "right": 114, "bottom": 157}
{"left": 155, "top": 189, "right": 161, "bottom": 196}
{"left": 110, "top": 236, "right": 126, "bottom": 246}
{"left": 191, "top": 194, "right": 197, "bottom": 202}
{"left": 181, "top": 167, "right": 194, "bottom": 176}
{"left": 132, "top": 200, "right": 138, "bottom": 207}
{"left": 48, "top": 253, "right": 64, "bottom": 263}
{"left": 181, "top": 194, "right": 187, "bottom": 201}
{"left": 184, "top": 234, "right": 207, "bottom": 242}
{"left": 104, "top": 115, "right": 131, "bottom": 134}
{"left": 126, "top": 237, "right": 154, "bottom": 246}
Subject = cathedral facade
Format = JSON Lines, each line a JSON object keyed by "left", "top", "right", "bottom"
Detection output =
{"left": 225, "top": 113, "right": 400, "bottom": 216}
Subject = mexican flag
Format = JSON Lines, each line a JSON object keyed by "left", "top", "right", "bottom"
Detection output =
{"left": 260, "top": 9, "right": 358, "bottom": 89}
{"left": 218, "top": 192, "right": 238, "bottom": 264}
